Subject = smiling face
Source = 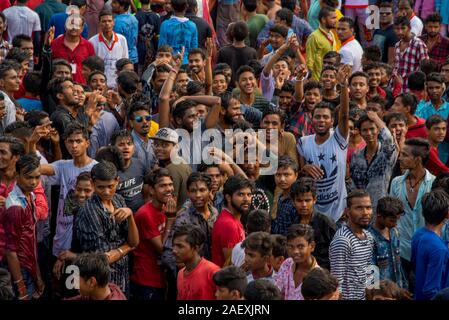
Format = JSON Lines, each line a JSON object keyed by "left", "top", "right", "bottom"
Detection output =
{"left": 367, "top": 68, "right": 382, "bottom": 88}
{"left": 74, "top": 179, "right": 94, "bottom": 204}
{"left": 304, "top": 88, "right": 322, "bottom": 111}
{"left": 187, "top": 180, "right": 211, "bottom": 210}
{"left": 287, "top": 236, "right": 315, "bottom": 265}
{"left": 188, "top": 53, "right": 205, "bottom": 74}
{"left": 269, "top": 31, "right": 286, "bottom": 50}
{"left": 150, "top": 176, "right": 175, "bottom": 205}
{"left": 212, "top": 74, "right": 227, "bottom": 95}
{"left": 321, "top": 70, "right": 337, "bottom": 90}
{"left": 237, "top": 71, "right": 256, "bottom": 95}
{"left": 0, "top": 69, "right": 20, "bottom": 93}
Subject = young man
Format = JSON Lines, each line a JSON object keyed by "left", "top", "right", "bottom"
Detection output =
{"left": 373, "top": 2, "right": 399, "bottom": 64}
{"left": 301, "top": 268, "right": 340, "bottom": 300}
{"left": 213, "top": 266, "right": 247, "bottom": 300}
{"left": 390, "top": 138, "right": 435, "bottom": 288}
{"left": 185, "top": 0, "right": 212, "bottom": 50}
{"left": 244, "top": 279, "right": 282, "bottom": 300}
{"left": 135, "top": 0, "right": 161, "bottom": 70}
{"left": 271, "top": 156, "right": 299, "bottom": 236}
{"left": 3, "top": 0, "right": 41, "bottom": 48}
{"left": 73, "top": 161, "right": 139, "bottom": 295}
{"left": 425, "top": 115, "right": 449, "bottom": 176}
{"left": 421, "top": 13, "right": 449, "bottom": 72}
{"left": 290, "top": 81, "right": 322, "bottom": 139}
{"left": 337, "top": 17, "right": 363, "bottom": 73}
{"left": 217, "top": 21, "right": 257, "bottom": 86}
{"left": 111, "top": 0, "right": 138, "bottom": 66}
{"left": 11, "top": 34, "right": 35, "bottom": 71}
{"left": 320, "top": 65, "right": 340, "bottom": 109}
{"left": 38, "top": 123, "right": 98, "bottom": 258}
{"left": 174, "top": 224, "right": 220, "bottom": 300}
{"left": 364, "top": 63, "right": 388, "bottom": 100}
{"left": 4, "top": 154, "right": 45, "bottom": 300}
{"left": 349, "top": 72, "right": 369, "bottom": 109}
{"left": 89, "top": 9, "right": 129, "bottom": 89}
{"left": 243, "top": 231, "right": 275, "bottom": 283}
{"left": 397, "top": 0, "right": 423, "bottom": 37}
{"left": 390, "top": 93, "right": 427, "bottom": 139}
{"left": 412, "top": 190, "right": 449, "bottom": 300}
{"left": 297, "top": 65, "right": 351, "bottom": 222}
{"left": 49, "top": 0, "right": 89, "bottom": 39}
{"left": 158, "top": 0, "right": 198, "bottom": 65}
{"left": 16, "top": 72, "right": 42, "bottom": 111}
{"left": 50, "top": 17, "right": 95, "bottom": 84}
{"left": 242, "top": 0, "right": 269, "bottom": 49}
{"left": 130, "top": 168, "right": 175, "bottom": 301}
{"left": 188, "top": 48, "right": 209, "bottom": 84}
{"left": 0, "top": 62, "right": 19, "bottom": 128}
{"left": 211, "top": 175, "right": 254, "bottom": 267}
{"left": 288, "top": 178, "right": 336, "bottom": 270}
{"left": 306, "top": 6, "right": 337, "bottom": 80}
{"left": 369, "top": 196, "right": 408, "bottom": 289}
{"left": 329, "top": 190, "right": 375, "bottom": 300}
{"left": 393, "top": 15, "right": 429, "bottom": 93}
{"left": 350, "top": 112, "right": 397, "bottom": 211}
{"left": 69, "top": 252, "right": 127, "bottom": 300}
{"left": 257, "top": 24, "right": 288, "bottom": 66}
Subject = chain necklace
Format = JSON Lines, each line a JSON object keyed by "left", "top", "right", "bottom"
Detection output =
{"left": 407, "top": 173, "right": 426, "bottom": 192}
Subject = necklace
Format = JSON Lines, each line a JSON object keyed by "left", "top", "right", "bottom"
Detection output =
{"left": 407, "top": 173, "right": 425, "bottom": 192}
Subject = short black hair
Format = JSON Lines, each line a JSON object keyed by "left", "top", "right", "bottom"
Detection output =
{"left": 312, "top": 101, "right": 335, "bottom": 118}
{"left": 52, "top": 59, "right": 72, "bottom": 74}
{"left": 301, "top": 268, "right": 339, "bottom": 300}
{"left": 113, "top": 0, "right": 130, "bottom": 10}
{"left": 98, "top": 8, "right": 113, "bottom": 20}
{"left": 188, "top": 48, "right": 206, "bottom": 60}
{"left": 22, "top": 71, "right": 41, "bottom": 95}
{"left": 49, "top": 76, "right": 74, "bottom": 102}
{"left": 286, "top": 224, "right": 314, "bottom": 242}
{"left": 12, "top": 34, "right": 32, "bottom": 48}
{"left": 0, "top": 268, "right": 14, "bottom": 300}
{"left": 280, "top": 80, "right": 295, "bottom": 94}
{"left": 76, "top": 171, "right": 92, "bottom": 184}
{"left": 376, "top": 196, "right": 404, "bottom": 218}
{"left": 318, "top": 6, "right": 336, "bottom": 22}
{"left": 394, "top": 15, "right": 411, "bottom": 28}
{"left": 363, "top": 62, "right": 382, "bottom": 73}
{"left": 186, "top": 80, "right": 204, "bottom": 95}
{"left": 173, "top": 224, "right": 206, "bottom": 249}
{"left": 232, "top": 21, "right": 249, "bottom": 42}
{"left": 88, "top": 70, "right": 107, "bottom": 84}
{"left": 290, "top": 177, "right": 317, "bottom": 199}
{"left": 346, "top": 189, "right": 371, "bottom": 208}
{"left": 212, "top": 266, "right": 247, "bottom": 296}
{"left": 280, "top": 0, "right": 297, "bottom": 11}
{"left": 425, "top": 12, "right": 442, "bottom": 24}
{"left": 117, "top": 71, "right": 139, "bottom": 94}
{"left": 422, "top": 190, "right": 449, "bottom": 226}
{"left": 271, "top": 234, "right": 288, "bottom": 258}
{"left": 404, "top": 137, "right": 430, "bottom": 166}
{"left": 338, "top": 16, "right": 355, "bottom": 29}
{"left": 95, "top": 146, "right": 126, "bottom": 171}
{"left": 246, "top": 209, "right": 271, "bottom": 234}
{"left": 186, "top": 172, "right": 212, "bottom": 190}
{"left": 321, "top": 65, "right": 338, "bottom": 75}
{"left": 277, "top": 155, "right": 299, "bottom": 173}
{"left": 426, "top": 114, "right": 446, "bottom": 130}
{"left": 323, "top": 51, "right": 341, "bottom": 64}
{"left": 242, "top": 0, "right": 257, "bottom": 12}
{"left": 244, "top": 279, "right": 282, "bottom": 300}
{"left": 82, "top": 55, "right": 105, "bottom": 73}
{"left": 16, "top": 154, "right": 40, "bottom": 175}
{"left": 420, "top": 59, "right": 437, "bottom": 76}
{"left": 5, "top": 47, "right": 30, "bottom": 63}
{"left": 363, "top": 46, "right": 382, "bottom": 62}
{"left": 349, "top": 71, "right": 369, "bottom": 85}
{"left": 223, "top": 175, "right": 255, "bottom": 205}
{"left": 247, "top": 59, "right": 263, "bottom": 79}
{"left": 25, "top": 110, "right": 49, "bottom": 128}
{"left": 304, "top": 80, "right": 322, "bottom": 93}
{"left": 111, "top": 129, "right": 133, "bottom": 146}
{"left": 236, "top": 65, "right": 255, "bottom": 81}
{"left": 145, "top": 168, "right": 173, "bottom": 187}
{"left": 242, "top": 231, "right": 273, "bottom": 257}
{"left": 91, "top": 161, "right": 118, "bottom": 181}
{"left": 116, "top": 58, "right": 134, "bottom": 72}
{"left": 63, "top": 122, "right": 89, "bottom": 141}
{"left": 0, "top": 60, "right": 19, "bottom": 79}
{"left": 426, "top": 72, "right": 444, "bottom": 85}
{"left": 395, "top": 93, "right": 418, "bottom": 114}
{"left": 269, "top": 24, "right": 289, "bottom": 38}
{"left": 0, "top": 136, "right": 25, "bottom": 156}
{"left": 171, "top": 0, "right": 188, "bottom": 12}
{"left": 384, "top": 112, "right": 407, "bottom": 127}
{"left": 74, "top": 252, "right": 110, "bottom": 287}
{"left": 356, "top": 114, "right": 375, "bottom": 130}
{"left": 367, "top": 96, "right": 386, "bottom": 111}
{"left": 276, "top": 8, "right": 294, "bottom": 27}
{"left": 262, "top": 106, "right": 285, "bottom": 125}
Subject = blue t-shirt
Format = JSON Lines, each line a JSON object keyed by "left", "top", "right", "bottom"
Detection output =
{"left": 49, "top": 12, "right": 89, "bottom": 39}
{"left": 114, "top": 13, "right": 139, "bottom": 64}
{"left": 17, "top": 97, "right": 43, "bottom": 112}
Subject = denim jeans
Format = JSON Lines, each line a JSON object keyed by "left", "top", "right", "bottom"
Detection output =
{"left": 130, "top": 282, "right": 165, "bottom": 301}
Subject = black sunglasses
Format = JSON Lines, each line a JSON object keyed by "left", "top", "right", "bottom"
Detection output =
{"left": 134, "top": 115, "right": 152, "bottom": 123}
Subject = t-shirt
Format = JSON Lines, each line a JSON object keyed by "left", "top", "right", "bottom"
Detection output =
{"left": 49, "top": 12, "right": 89, "bottom": 39}
{"left": 406, "top": 116, "right": 428, "bottom": 139}
{"left": 3, "top": 6, "right": 41, "bottom": 41}
{"left": 186, "top": 14, "right": 212, "bottom": 49}
{"left": 17, "top": 96, "right": 43, "bottom": 112}
{"left": 135, "top": 10, "right": 161, "bottom": 65}
{"left": 113, "top": 13, "right": 139, "bottom": 64}
{"left": 373, "top": 25, "right": 399, "bottom": 63}
{"left": 48, "top": 159, "right": 98, "bottom": 257}
{"left": 117, "top": 158, "right": 147, "bottom": 213}
{"left": 131, "top": 202, "right": 167, "bottom": 288}
{"left": 297, "top": 127, "right": 348, "bottom": 222}
{"left": 410, "top": 15, "right": 424, "bottom": 37}
{"left": 216, "top": 45, "right": 257, "bottom": 86}
{"left": 165, "top": 162, "right": 192, "bottom": 209}
{"left": 339, "top": 38, "right": 364, "bottom": 73}
{"left": 211, "top": 208, "right": 245, "bottom": 267}
{"left": 177, "top": 258, "right": 220, "bottom": 300}
{"left": 247, "top": 14, "right": 269, "bottom": 49}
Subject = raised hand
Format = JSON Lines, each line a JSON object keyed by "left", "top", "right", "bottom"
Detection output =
{"left": 172, "top": 46, "right": 185, "bottom": 70}
{"left": 206, "top": 37, "right": 214, "bottom": 59}
{"left": 45, "top": 26, "right": 55, "bottom": 47}
{"left": 337, "top": 65, "right": 351, "bottom": 85}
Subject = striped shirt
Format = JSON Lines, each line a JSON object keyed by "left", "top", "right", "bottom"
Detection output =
{"left": 329, "top": 225, "right": 374, "bottom": 300}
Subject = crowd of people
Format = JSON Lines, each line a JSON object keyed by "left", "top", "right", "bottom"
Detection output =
{"left": 1, "top": 0, "right": 449, "bottom": 301}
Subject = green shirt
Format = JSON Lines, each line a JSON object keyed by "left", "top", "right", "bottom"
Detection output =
{"left": 246, "top": 14, "right": 269, "bottom": 48}
{"left": 306, "top": 27, "right": 336, "bottom": 80}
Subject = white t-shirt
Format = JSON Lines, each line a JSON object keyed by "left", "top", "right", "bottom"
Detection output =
{"left": 0, "top": 91, "right": 16, "bottom": 131}
{"left": 339, "top": 38, "right": 364, "bottom": 73}
{"left": 231, "top": 241, "right": 245, "bottom": 268}
{"left": 3, "top": 6, "right": 41, "bottom": 42}
{"left": 48, "top": 159, "right": 98, "bottom": 257}
{"left": 89, "top": 32, "right": 129, "bottom": 88}
{"left": 297, "top": 127, "right": 349, "bottom": 222}
{"left": 411, "top": 15, "right": 423, "bottom": 37}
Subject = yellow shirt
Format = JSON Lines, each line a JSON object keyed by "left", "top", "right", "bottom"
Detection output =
{"left": 147, "top": 120, "right": 159, "bottom": 138}
{"left": 306, "top": 27, "right": 337, "bottom": 81}
{"left": 333, "top": 9, "right": 344, "bottom": 51}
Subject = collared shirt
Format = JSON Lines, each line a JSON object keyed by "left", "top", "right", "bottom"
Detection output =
{"left": 306, "top": 27, "right": 337, "bottom": 80}
{"left": 389, "top": 169, "right": 435, "bottom": 261}
{"left": 4, "top": 185, "right": 38, "bottom": 277}
{"left": 290, "top": 105, "right": 315, "bottom": 139}
{"left": 74, "top": 193, "right": 130, "bottom": 294}
{"left": 420, "top": 34, "right": 449, "bottom": 71}
{"left": 131, "top": 129, "right": 156, "bottom": 170}
{"left": 339, "top": 37, "right": 364, "bottom": 72}
{"left": 369, "top": 226, "right": 408, "bottom": 289}
{"left": 394, "top": 36, "right": 429, "bottom": 93}
{"left": 350, "top": 128, "right": 398, "bottom": 211}
{"left": 0, "top": 39, "right": 11, "bottom": 63}
{"left": 271, "top": 195, "right": 298, "bottom": 236}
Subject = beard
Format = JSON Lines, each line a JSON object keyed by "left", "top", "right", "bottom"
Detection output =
{"left": 224, "top": 112, "right": 236, "bottom": 125}
{"left": 231, "top": 198, "right": 251, "bottom": 216}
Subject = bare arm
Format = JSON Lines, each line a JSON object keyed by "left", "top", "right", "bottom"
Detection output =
{"left": 40, "top": 164, "right": 55, "bottom": 176}
{"left": 204, "top": 99, "right": 222, "bottom": 129}
{"left": 205, "top": 37, "right": 214, "bottom": 95}
{"left": 337, "top": 65, "right": 351, "bottom": 139}
{"left": 387, "top": 47, "right": 395, "bottom": 66}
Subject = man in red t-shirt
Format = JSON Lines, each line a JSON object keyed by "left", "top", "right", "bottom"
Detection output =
{"left": 174, "top": 224, "right": 220, "bottom": 300}
{"left": 130, "top": 168, "right": 176, "bottom": 300}
{"left": 390, "top": 93, "right": 428, "bottom": 139}
{"left": 425, "top": 115, "right": 449, "bottom": 175}
{"left": 211, "top": 175, "right": 254, "bottom": 267}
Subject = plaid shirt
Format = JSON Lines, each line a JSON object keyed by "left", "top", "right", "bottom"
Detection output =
{"left": 0, "top": 39, "right": 11, "bottom": 63}
{"left": 289, "top": 104, "right": 315, "bottom": 140}
{"left": 420, "top": 34, "right": 449, "bottom": 72}
{"left": 394, "top": 36, "right": 429, "bottom": 93}
{"left": 271, "top": 195, "right": 297, "bottom": 236}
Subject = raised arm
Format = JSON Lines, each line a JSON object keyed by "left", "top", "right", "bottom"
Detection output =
{"left": 337, "top": 65, "right": 351, "bottom": 139}
{"left": 205, "top": 37, "right": 214, "bottom": 95}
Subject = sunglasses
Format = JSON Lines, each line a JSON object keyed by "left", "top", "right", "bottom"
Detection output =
{"left": 134, "top": 115, "right": 152, "bottom": 123}
{"left": 380, "top": 12, "right": 392, "bottom": 15}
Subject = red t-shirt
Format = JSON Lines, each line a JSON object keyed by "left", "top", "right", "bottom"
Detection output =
{"left": 131, "top": 202, "right": 167, "bottom": 288}
{"left": 211, "top": 208, "right": 245, "bottom": 267}
{"left": 177, "top": 258, "right": 220, "bottom": 300}
{"left": 427, "top": 146, "right": 449, "bottom": 176}
{"left": 51, "top": 35, "right": 95, "bottom": 84}
{"left": 406, "top": 116, "right": 428, "bottom": 139}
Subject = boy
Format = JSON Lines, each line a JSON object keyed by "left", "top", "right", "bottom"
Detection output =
{"left": 4, "top": 154, "right": 45, "bottom": 299}
{"left": 270, "top": 234, "right": 287, "bottom": 273}
{"left": 367, "top": 96, "right": 387, "bottom": 119}
{"left": 349, "top": 71, "right": 369, "bottom": 109}
{"left": 412, "top": 190, "right": 449, "bottom": 300}
{"left": 271, "top": 156, "right": 299, "bottom": 236}
{"left": 135, "top": 0, "right": 161, "bottom": 71}
{"left": 369, "top": 196, "right": 408, "bottom": 289}
{"left": 213, "top": 266, "right": 247, "bottom": 300}
{"left": 301, "top": 268, "right": 340, "bottom": 300}
{"left": 321, "top": 66, "right": 340, "bottom": 110}
{"left": 290, "top": 81, "right": 322, "bottom": 139}
{"left": 425, "top": 115, "right": 449, "bottom": 175}
{"left": 243, "top": 231, "right": 275, "bottom": 283}
{"left": 16, "top": 71, "right": 42, "bottom": 111}
{"left": 289, "top": 177, "right": 337, "bottom": 270}
{"left": 174, "top": 225, "right": 220, "bottom": 300}
{"left": 69, "top": 252, "right": 127, "bottom": 300}
{"left": 158, "top": 0, "right": 198, "bottom": 65}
